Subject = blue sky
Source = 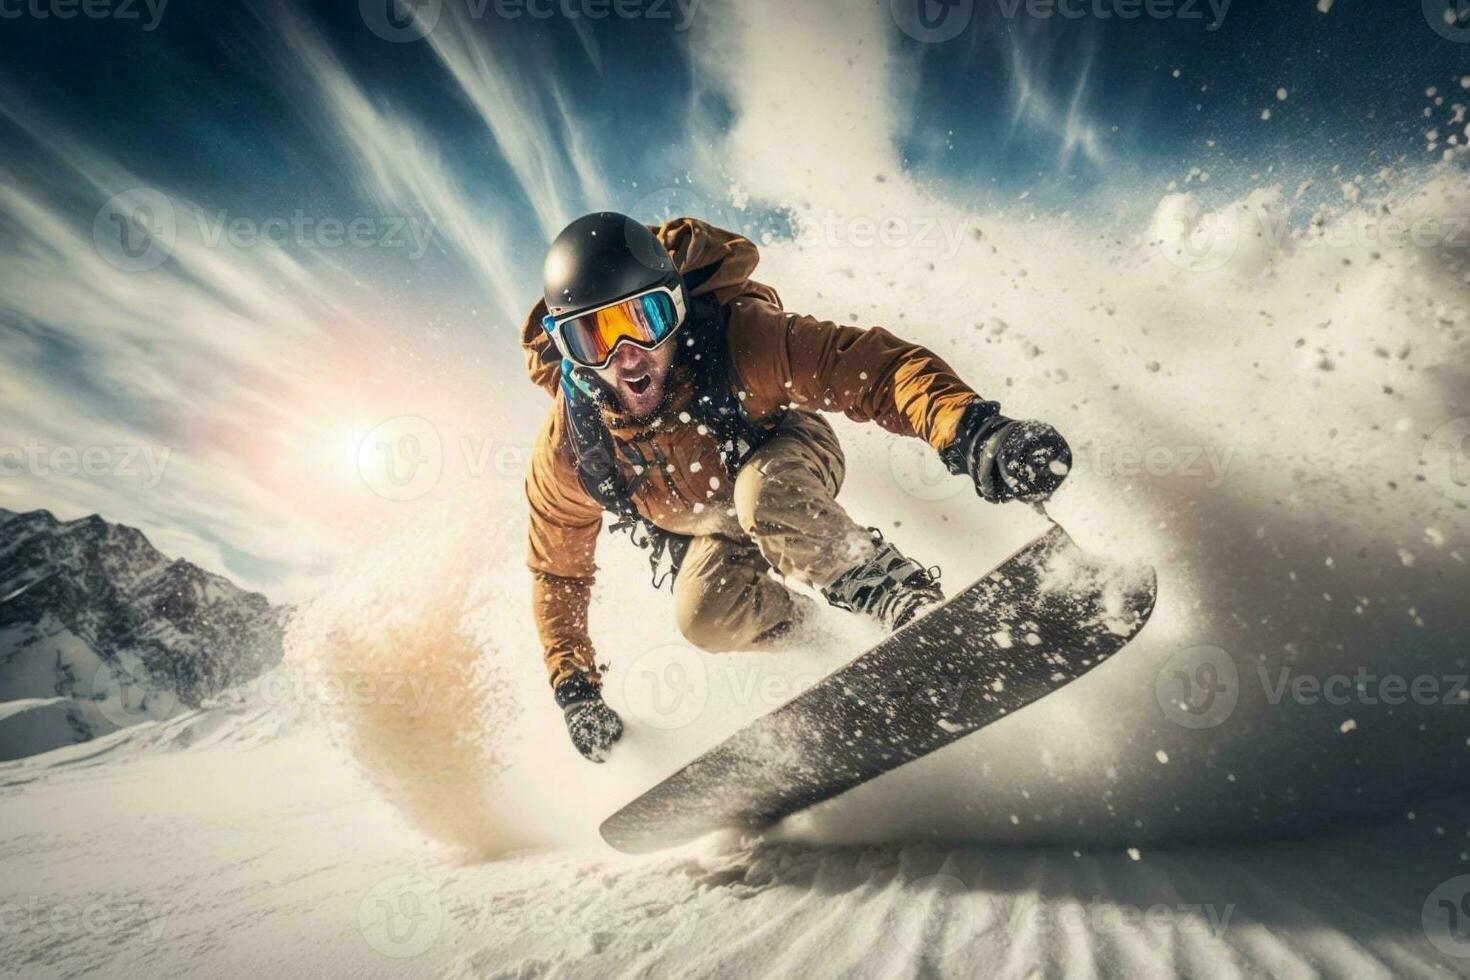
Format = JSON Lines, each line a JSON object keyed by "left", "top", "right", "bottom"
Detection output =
{"left": 0, "top": 0, "right": 1464, "bottom": 595}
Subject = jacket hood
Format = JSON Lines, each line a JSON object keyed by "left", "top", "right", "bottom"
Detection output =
{"left": 520, "top": 216, "right": 780, "bottom": 395}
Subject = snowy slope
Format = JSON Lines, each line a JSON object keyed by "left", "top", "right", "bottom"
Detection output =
{"left": 0, "top": 728, "right": 1465, "bottom": 979}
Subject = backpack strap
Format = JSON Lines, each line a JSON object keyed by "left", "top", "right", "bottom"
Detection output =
{"left": 560, "top": 363, "right": 691, "bottom": 590}
{"left": 684, "top": 294, "right": 784, "bottom": 476}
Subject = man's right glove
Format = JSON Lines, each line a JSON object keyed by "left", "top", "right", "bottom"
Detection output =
{"left": 554, "top": 674, "right": 624, "bottom": 763}
{"left": 940, "top": 400, "right": 1073, "bottom": 503}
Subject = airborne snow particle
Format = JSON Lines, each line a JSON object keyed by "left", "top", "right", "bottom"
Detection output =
{"left": 1261, "top": 109, "right": 1273, "bottom": 121}
{"left": 1316, "top": 0, "right": 1333, "bottom": 11}
{"left": 1276, "top": 88, "right": 1288, "bottom": 101}
{"left": 1340, "top": 719, "right": 1358, "bottom": 734}
{"left": 1156, "top": 750, "right": 1170, "bottom": 764}
{"left": 1127, "top": 848, "right": 1142, "bottom": 861}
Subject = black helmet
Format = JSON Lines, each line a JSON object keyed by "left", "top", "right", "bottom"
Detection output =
{"left": 543, "top": 212, "right": 682, "bottom": 319}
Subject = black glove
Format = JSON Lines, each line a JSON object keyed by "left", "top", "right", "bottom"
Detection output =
{"left": 554, "top": 674, "right": 623, "bottom": 763}
{"left": 940, "top": 400, "right": 1072, "bottom": 503}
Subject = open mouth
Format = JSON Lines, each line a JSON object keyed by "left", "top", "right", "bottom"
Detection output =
{"left": 623, "top": 373, "right": 652, "bottom": 396}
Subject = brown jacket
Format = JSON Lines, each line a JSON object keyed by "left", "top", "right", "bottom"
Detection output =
{"left": 523, "top": 218, "right": 981, "bottom": 687}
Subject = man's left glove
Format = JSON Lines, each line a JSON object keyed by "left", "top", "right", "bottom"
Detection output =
{"left": 554, "top": 674, "right": 624, "bottom": 763}
{"left": 941, "top": 400, "right": 1072, "bottom": 503}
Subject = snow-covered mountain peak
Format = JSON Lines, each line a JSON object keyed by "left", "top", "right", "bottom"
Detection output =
{"left": 0, "top": 508, "right": 287, "bottom": 760}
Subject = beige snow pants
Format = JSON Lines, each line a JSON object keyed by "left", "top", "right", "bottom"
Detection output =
{"left": 672, "top": 412, "right": 875, "bottom": 652}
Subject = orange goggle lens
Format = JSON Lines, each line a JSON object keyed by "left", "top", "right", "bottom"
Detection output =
{"left": 551, "top": 290, "right": 682, "bottom": 368}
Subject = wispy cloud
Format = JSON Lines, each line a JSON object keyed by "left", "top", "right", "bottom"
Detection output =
{"left": 1006, "top": 32, "right": 1106, "bottom": 169}
{"left": 0, "top": 109, "right": 355, "bottom": 589}
{"left": 422, "top": 6, "right": 610, "bottom": 238}
{"left": 272, "top": 13, "right": 526, "bottom": 323}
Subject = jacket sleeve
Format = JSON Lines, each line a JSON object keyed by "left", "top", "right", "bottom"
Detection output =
{"left": 526, "top": 406, "right": 605, "bottom": 688}
{"left": 726, "top": 298, "right": 983, "bottom": 451}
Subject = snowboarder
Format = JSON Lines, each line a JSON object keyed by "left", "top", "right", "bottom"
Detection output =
{"left": 522, "top": 212, "right": 1071, "bottom": 762}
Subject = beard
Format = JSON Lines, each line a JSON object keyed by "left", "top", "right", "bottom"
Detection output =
{"left": 612, "top": 371, "right": 674, "bottom": 423}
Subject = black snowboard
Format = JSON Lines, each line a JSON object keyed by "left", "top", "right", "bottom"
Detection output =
{"left": 600, "top": 523, "right": 1158, "bottom": 854}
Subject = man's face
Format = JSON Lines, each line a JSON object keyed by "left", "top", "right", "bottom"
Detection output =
{"left": 594, "top": 337, "right": 677, "bottom": 418}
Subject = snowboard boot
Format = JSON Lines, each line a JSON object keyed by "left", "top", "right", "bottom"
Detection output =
{"left": 821, "top": 530, "right": 944, "bottom": 632}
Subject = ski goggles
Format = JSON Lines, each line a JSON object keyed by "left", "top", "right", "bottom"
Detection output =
{"left": 542, "top": 285, "right": 686, "bottom": 370}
